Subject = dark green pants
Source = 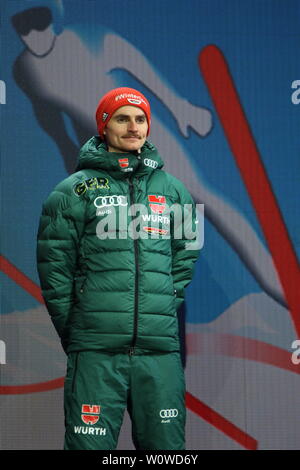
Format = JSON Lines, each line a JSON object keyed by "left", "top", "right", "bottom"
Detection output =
{"left": 64, "top": 350, "right": 186, "bottom": 450}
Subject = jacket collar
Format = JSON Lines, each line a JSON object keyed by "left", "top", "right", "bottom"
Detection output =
{"left": 76, "top": 136, "right": 164, "bottom": 180}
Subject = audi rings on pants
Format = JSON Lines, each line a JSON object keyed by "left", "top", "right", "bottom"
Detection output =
{"left": 159, "top": 409, "right": 179, "bottom": 419}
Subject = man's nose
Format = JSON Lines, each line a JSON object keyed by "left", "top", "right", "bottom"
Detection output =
{"left": 127, "top": 119, "right": 138, "bottom": 132}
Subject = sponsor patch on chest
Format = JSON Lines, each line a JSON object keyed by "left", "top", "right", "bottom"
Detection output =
{"left": 73, "top": 177, "right": 110, "bottom": 196}
{"left": 148, "top": 195, "right": 166, "bottom": 214}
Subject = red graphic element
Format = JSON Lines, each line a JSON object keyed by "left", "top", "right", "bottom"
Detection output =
{"left": 149, "top": 204, "right": 166, "bottom": 214}
{"left": 143, "top": 227, "right": 168, "bottom": 235}
{"left": 199, "top": 45, "right": 300, "bottom": 338}
{"left": 186, "top": 392, "right": 257, "bottom": 450}
{"left": 0, "top": 377, "right": 65, "bottom": 394}
{"left": 148, "top": 195, "right": 166, "bottom": 214}
{"left": 0, "top": 255, "right": 44, "bottom": 303}
{"left": 187, "top": 333, "right": 300, "bottom": 375}
{"left": 81, "top": 404, "right": 101, "bottom": 425}
{"left": 118, "top": 158, "right": 129, "bottom": 168}
{"left": 148, "top": 195, "right": 166, "bottom": 203}
{"left": 82, "top": 414, "right": 99, "bottom": 425}
{"left": 82, "top": 404, "right": 100, "bottom": 414}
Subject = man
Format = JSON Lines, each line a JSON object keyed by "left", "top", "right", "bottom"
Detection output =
{"left": 36, "top": 87, "right": 200, "bottom": 450}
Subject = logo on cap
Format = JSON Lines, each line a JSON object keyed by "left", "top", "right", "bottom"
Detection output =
{"left": 127, "top": 98, "right": 142, "bottom": 105}
{"left": 102, "top": 112, "right": 109, "bottom": 122}
{"left": 115, "top": 93, "right": 147, "bottom": 106}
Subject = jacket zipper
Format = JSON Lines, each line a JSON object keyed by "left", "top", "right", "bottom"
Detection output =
{"left": 128, "top": 176, "right": 139, "bottom": 354}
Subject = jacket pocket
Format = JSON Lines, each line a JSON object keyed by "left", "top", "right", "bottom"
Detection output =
{"left": 75, "top": 275, "right": 87, "bottom": 295}
{"left": 71, "top": 352, "right": 79, "bottom": 394}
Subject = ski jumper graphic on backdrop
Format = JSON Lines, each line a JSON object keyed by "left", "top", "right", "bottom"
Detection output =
{"left": 12, "top": 6, "right": 285, "bottom": 312}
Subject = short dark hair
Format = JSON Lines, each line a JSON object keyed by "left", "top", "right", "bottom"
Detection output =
{"left": 11, "top": 7, "right": 52, "bottom": 36}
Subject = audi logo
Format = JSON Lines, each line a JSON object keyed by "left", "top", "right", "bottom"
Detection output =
{"left": 144, "top": 158, "right": 158, "bottom": 169}
{"left": 159, "top": 409, "right": 178, "bottom": 418}
{"left": 94, "top": 195, "right": 128, "bottom": 208}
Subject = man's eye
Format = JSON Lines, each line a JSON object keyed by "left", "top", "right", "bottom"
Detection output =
{"left": 116, "top": 117, "right": 127, "bottom": 122}
{"left": 137, "top": 117, "right": 146, "bottom": 123}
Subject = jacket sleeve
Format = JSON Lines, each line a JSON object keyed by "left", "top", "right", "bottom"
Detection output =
{"left": 171, "top": 183, "right": 200, "bottom": 311}
{"left": 36, "top": 188, "right": 85, "bottom": 352}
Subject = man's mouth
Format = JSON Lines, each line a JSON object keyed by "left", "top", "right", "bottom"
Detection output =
{"left": 123, "top": 135, "right": 140, "bottom": 140}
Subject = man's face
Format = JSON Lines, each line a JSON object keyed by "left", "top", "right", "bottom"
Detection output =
{"left": 104, "top": 105, "right": 148, "bottom": 153}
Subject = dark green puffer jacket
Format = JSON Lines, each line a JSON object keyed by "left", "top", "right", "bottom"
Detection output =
{"left": 36, "top": 137, "right": 199, "bottom": 354}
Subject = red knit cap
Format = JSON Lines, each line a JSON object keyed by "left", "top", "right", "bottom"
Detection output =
{"left": 95, "top": 87, "right": 151, "bottom": 139}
